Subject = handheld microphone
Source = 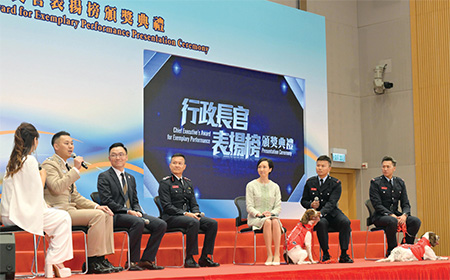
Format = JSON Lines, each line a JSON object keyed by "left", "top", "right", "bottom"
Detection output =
{"left": 142, "top": 218, "right": 150, "bottom": 225}
{"left": 196, "top": 212, "right": 205, "bottom": 218}
{"left": 314, "top": 197, "right": 319, "bottom": 202}
{"left": 71, "top": 153, "right": 88, "bottom": 169}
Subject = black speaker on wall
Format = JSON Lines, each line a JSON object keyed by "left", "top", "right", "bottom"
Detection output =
{"left": 0, "top": 233, "right": 15, "bottom": 280}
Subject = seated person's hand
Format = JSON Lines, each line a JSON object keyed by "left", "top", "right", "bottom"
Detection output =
{"left": 184, "top": 212, "right": 200, "bottom": 220}
{"left": 262, "top": 211, "right": 272, "bottom": 217}
{"left": 311, "top": 200, "right": 320, "bottom": 209}
{"left": 398, "top": 214, "right": 407, "bottom": 225}
{"left": 127, "top": 210, "right": 142, "bottom": 217}
{"left": 97, "top": 205, "right": 114, "bottom": 216}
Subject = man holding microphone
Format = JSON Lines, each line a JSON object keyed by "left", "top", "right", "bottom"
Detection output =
{"left": 43, "top": 131, "right": 120, "bottom": 274}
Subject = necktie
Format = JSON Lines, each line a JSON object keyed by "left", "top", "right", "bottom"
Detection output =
{"left": 319, "top": 178, "right": 324, "bottom": 186}
{"left": 389, "top": 179, "right": 393, "bottom": 186}
{"left": 121, "top": 173, "right": 131, "bottom": 209}
{"left": 66, "top": 163, "right": 74, "bottom": 193}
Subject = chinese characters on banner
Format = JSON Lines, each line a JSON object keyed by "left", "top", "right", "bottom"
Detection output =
{"left": 172, "top": 98, "right": 295, "bottom": 159}
{"left": 31, "top": 0, "right": 166, "bottom": 31}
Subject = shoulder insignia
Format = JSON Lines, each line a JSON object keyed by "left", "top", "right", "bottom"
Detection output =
{"left": 162, "top": 176, "right": 171, "bottom": 181}
{"left": 329, "top": 177, "right": 339, "bottom": 183}
{"left": 306, "top": 176, "right": 315, "bottom": 182}
{"left": 373, "top": 176, "right": 382, "bottom": 181}
{"left": 183, "top": 177, "right": 191, "bottom": 181}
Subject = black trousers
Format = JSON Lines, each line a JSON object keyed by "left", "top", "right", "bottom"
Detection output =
{"left": 113, "top": 213, "right": 167, "bottom": 262}
{"left": 314, "top": 212, "right": 351, "bottom": 255}
{"left": 373, "top": 215, "right": 421, "bottom": 252}
{"left": 165, "top": 215, "right": 218, "bottom": 258}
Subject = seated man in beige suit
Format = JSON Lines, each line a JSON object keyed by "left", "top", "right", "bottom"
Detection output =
{"left": 43, "top": 131, "right": 121, "bottom": 274}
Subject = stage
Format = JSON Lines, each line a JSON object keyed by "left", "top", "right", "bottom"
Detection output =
{"left": 27, "top": 259, "right": 450, "bottom": 280}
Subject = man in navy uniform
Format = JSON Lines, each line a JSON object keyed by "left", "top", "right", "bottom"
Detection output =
{"left": 158, "top": 153, "right": 219, "bottom": 268}
{"left": 301, "top": 155, "right": 353, "bottom": 263}
{"left": 369, "top": 156, "right": 421, "bottom": 257}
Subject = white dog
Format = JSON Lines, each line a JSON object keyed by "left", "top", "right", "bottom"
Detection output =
{"left": 376, "top": 232, "right": 448, "bottom": 262}
{"left": 284, "top": 209, "right": 320, "bottom": 264}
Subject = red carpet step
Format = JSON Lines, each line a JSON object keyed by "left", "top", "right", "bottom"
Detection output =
{"left": 10, "top": 218, "right": 390, "bottom": 273}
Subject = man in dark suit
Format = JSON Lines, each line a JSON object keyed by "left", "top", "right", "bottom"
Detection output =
{"left": 301, "top": 155, "right": 353, "bottom": 263}
{"left": 369, "top": 156, "right": 421, "bottom": 257}
{"left": 97, "top": 143, "right": 166, "bottom": 270}
{"left": 158, "top": 153, "right": 219, "bottom": 268}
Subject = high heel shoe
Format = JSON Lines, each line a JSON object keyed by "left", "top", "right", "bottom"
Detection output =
{"left": 54, "top": 265, "right": 71, "bottom": 278}
{"left": 272, "top": 256, "right": 280, "bottom": 266}
{"left": 45, "top": 264, "right": 71, "bottom": 278}
{"left": 265, "top": 256, "right": 273, "bottom": 266}
{"left": 45, "top": 264, "right": 54, "bottom": 278}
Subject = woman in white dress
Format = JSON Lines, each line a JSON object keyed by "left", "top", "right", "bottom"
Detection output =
{"left": 1, "top": 122, "right": 73, "bottom": 278}
{"left": 246, "top": 158, "right": 283, "bottom": 265}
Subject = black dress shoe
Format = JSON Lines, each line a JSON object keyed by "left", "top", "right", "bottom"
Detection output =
{"left": 137, "top": 260, "right": 164, "bottom": 270}
{"left": 126, "top": 262, "right": 144, "bottom": 271}
{"left": 184, "top": 257, "right": 200, "bottom": 268}
{"left": 101, "top": 259, "right": 123, "bottom": 272}
{"left": 339, "top": 254, "right": 354, "bottom": 263}
{"left": 82, "top": 261, "right": 112, "bottom": 274}
{"left": 321, "top": 254, "right": 331, "bottom": 263}
{"left": 198, "top": 257, "right": 220, "bottom": 267}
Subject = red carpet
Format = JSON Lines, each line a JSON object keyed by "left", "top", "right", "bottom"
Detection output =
{"left": 7, "top": 218, "right": 450, "bottom": 279}
{"left": 24, "top": 260, "right": 450, "bottom": 280}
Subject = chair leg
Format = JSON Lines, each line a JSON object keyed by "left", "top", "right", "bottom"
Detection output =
{"left": 164, "top": 232, "right": 185, "bottom": 268}
{"left": 233, "top": 230, "right": 238, "bottom": 264}
{"left": 253, "top": 232, "right": 257, "bottom": 265}
{"left": 233, "top": 230, "right": 257, "bottom": 265}
{"left": 117, "top": 231, "right": 130, "bottom": 271}
{"left": 350, "top": 232, "right": 354, "bottom": 259}
{"left": 14, "top": 233, "right": 39, "bottom": 279}
{"left": 283, "top": 231, "right": 288, "bottom": 265}
{"left": 71, "top": 230, "right": 88, "bottom": 274}
{"left": 365, "top": 228, "right": 386, "bottom": 261}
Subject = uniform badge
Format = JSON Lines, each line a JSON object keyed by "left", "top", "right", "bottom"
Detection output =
{"left": 381, "top": 186, "right": 387, "bottom": 190}
{"left": 311, "top": 188, "right": 317, "bottom": 191}
{"left": 172, "top": 185, "right": 179, "bottom": 188}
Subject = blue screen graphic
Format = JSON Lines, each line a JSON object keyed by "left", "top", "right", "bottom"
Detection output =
{"left": 144, "top": 51, "right": 305, "bottom": 201}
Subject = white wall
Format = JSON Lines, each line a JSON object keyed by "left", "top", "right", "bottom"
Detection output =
{"left": 270, "top": 0, "right": 417, "bottom": 227}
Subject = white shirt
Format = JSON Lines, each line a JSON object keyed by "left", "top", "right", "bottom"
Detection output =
{"left": 1, "top": 155, "right": 45, "bottom": 236}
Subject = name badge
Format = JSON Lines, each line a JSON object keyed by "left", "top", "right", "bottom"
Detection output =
{"left": 172, "top": 185, "right": 179, "bottom": 189}
{"left": 311, "top": 188, "right": 317, "bottom": 191}
{"left": 381, "top": 186, "right": 387, "bottom": 190}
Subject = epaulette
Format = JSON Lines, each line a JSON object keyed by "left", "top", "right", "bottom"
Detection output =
{"left": 330, "top": 176, "right": 339, "bottom": 183}
{"left": 306, "top": 176, "right": 315, "bottom": 182}
{"left": 183, "top": 177, "right": 191, "bottom": 181}
{"left": 372, "top": 176, "right": 383, "bottom": 182}
{"left": 394, "top": 177, "right": 404, "bottom": 182}
{"left": 162, "top": 175, "right": 171, "bottom": 181}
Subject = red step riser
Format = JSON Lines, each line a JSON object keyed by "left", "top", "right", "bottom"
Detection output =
{"left": 11, "top": 219, "right": 384, "bottom": 273}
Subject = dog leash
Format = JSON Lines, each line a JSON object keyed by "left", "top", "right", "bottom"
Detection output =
{"left": 397, "top": 223, "right": 414, "bottom": 245}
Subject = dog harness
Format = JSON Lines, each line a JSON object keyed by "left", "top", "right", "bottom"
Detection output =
{"left": 400, "top": 237, "right": 431, "bottom": 260}
{"left": 286, "top": 223, "right": 313, "bottom": 251}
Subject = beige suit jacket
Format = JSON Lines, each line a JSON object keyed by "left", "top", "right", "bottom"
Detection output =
{"left": 43, "top": 154, "right": 97, "bottom": 211}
